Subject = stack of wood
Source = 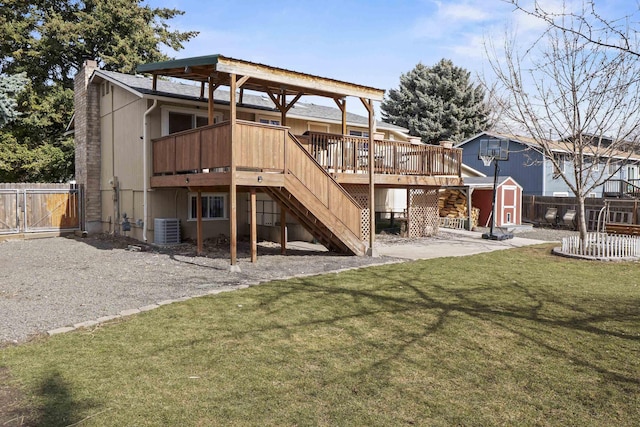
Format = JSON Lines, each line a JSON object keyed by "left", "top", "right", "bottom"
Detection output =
{"left": 470, "top": 207, "right": 480, "bottom": 229}
{"left": 439, "top": 189, "right": 467, "bottom": 218}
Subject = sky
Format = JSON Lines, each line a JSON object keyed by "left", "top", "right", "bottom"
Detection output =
{"left": 147, "top": 0, "right": 640, "bottom": 116}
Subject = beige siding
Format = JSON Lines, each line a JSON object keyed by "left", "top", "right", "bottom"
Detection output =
{"left": 97, "top": 85, "right": 404, "bottom": 243}
{"left": 100, "top": 114, "right": 114, "bottom": 186}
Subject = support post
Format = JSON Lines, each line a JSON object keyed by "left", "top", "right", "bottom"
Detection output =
{"left": 250, "top": 188, "right": 257, "bottom": 263}
{"left": 196, "top": 190, "right": 203, "bottom": 255}
{"left": 280, "top": 208, "right": 287, "bottom": 255}
{"left": 406, "top": 188, "right": 411, "bottom": 237}
{"left": 361, "top": 98, "right": 377, "bottom": 256}
{"left": 229, "top": 74, "right": 239, "bottom": 271}
{"left": 334, "top": 98, "right": 347, "bottom": 136}
{"left": 208, "top": 77, "right": 215, "bottom": 125}
{"left": 466, "top": 187, "right": 473, "bottom": 231}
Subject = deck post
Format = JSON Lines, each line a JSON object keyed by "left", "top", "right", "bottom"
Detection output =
{"left": 229, "top": 73, "right": 240, "bottom": 271}
{"left": 280, "top": 208, "right": 287, "bottom": 254}
{"left": 208, "top": 77, "right": 214, "bottom": 125}
{"left": 361, "top": 98, "right": 377, "bottom": 256}
{"left": 250, "top": 188, "right": 257, "bottom": 263}
{"left": 406, "top": 188, "right": 411, "bottom": 236}
{"left": 334, "top": 98, "right": 347, "bottom": 136}
{"left": 466, "top": 187, "right": 473, "bottom": 231}
{"left": 196, "top": 189, "right": 203, "bottom": 255}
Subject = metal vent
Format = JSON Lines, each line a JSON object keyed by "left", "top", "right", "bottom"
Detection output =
{"left": 154, "top": 218, "right": 180, "bottom": 244}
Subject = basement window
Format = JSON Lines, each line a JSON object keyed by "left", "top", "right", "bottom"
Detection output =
{"left": 188, "top": 193, "right": 227, "bottom": 221}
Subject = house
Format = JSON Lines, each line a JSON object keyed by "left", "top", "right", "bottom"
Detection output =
{"left": 73, "top": 55, "right": 462, "bottom": 268}
{"left": 458, "top": 131, "right": 640, "bottom": 197}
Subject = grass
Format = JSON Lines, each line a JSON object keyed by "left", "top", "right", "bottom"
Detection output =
{"left": 1, "top": 244, "right": 640, "bottom": 426}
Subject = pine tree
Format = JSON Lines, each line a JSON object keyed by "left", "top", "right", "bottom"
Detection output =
{"left": 0, "top": 73, "right": 27, "bottom": 127}
{"left": 0, "top": 0, "right": 197, "bottom": 182}
{"left": 381, "top": 59, "right": 489, "bottom": 144}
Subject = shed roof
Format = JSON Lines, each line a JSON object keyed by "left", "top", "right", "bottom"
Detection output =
{"left": 464, "top": 176, "right": 521, "bottom": 189}
{"left": 136, "top": 54, "right": 385, "bottom": 101}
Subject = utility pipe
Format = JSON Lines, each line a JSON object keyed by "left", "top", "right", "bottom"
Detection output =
{"left": 142, "top": 99, "right": 158, "bottom": 241}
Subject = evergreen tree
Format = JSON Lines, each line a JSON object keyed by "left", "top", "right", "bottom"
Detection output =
{"left": 0, "top": 73, "right": 27, "bottom": 127}
{"left": 0, "top": 0, "right": 197, "bottom": 182}
{"left": 381, "top": 59, "right": 489, "bottom": 144}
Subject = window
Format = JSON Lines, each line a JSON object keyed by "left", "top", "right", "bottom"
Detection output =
{"left": 258, "top": 117, "right": 280, "bottom": 125}
{"left": 188, "top": 193, "right": 227, "bottom": 220}
{"left": 608, "top": 161, "right": 617, "bottom": 175}
{"left": 162, "top": 107, "right": 222, "bottom": 136}
{"left": 101, "top": 81, "right": 110, "bottom": 97}
{"left": 349, "top": 129, "right": 369, "bottom": 137}
{"left": 552, "top": 192, "right": 569, "bottom": 197}
{"left": 169, "top": 112, "right": 194, "bottom": 134}
{"left": 553, "top": 153, "right": 566, "bottom": 176}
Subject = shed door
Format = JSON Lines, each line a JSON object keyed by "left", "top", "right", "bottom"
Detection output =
{"left": 501, "top": 185, "right": 518, "bottom": 226}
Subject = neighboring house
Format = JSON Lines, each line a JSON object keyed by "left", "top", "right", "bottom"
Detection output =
{"left": 73, "top": 55, "right": 462, "bottom": 266}
{"left": 458, "top": 131, "right": 640, "bottom": 197}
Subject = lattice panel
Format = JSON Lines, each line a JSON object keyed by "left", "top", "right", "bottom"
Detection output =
{"left": 408, "top": 188, "right": 440, "bottom": 238}
{"left": 343, "top": 184, "right": 369, "bottom": 243}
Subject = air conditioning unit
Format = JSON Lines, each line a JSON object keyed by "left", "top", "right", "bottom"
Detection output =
{"left": 154, "top": 218, "right": 180, "bottom": 245}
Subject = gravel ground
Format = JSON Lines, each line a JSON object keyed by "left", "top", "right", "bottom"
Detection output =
{"left": 0, "top": 234, "right": 403, "bottom": 345}
{"left": 0, "top": 227, "right": 562, "bottom": 345}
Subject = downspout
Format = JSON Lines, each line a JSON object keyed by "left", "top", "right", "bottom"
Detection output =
{"left": 143, "top": 99, "right": 158, "bottom": 242}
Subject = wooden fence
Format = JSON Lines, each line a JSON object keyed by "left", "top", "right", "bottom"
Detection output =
{"left": 523, "top": 195, "right": 639, "bottom": 231}
{"left": 0, "top": 183, "right": 80, "bottom": 234}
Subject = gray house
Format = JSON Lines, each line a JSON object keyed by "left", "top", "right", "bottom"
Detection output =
{"left": 458, "top": 131, "right": 640, "bottom": 197}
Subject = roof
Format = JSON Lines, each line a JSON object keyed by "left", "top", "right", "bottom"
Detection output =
{"left": 136, "top": 54, "right": 385, "bottom": 101}
{"left": 464, "top": 175, "right": 521, "bottom": 189}
{"left": 458, "top": 131, "right": 640, "bottom": 162}
{"left": 93, "top": 70, "right": 408, "bottom": 133}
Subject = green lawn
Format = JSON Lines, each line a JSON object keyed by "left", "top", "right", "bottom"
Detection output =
{"left": 2, "top": 245, "right": 639, "bottom": 426}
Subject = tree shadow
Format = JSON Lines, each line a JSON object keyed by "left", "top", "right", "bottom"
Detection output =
{"left": 33, "top": 371, "right": 102, "bottom": 427}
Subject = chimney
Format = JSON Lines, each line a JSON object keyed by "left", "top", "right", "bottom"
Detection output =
{"left": 74, "top": 60, "right": 102, "bottom": 233}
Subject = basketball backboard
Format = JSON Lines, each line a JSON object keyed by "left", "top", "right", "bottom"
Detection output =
{"left": 478, "top": 137, "right": 509, "bottom": 161}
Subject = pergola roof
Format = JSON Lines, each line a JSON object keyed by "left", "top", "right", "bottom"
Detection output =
{"left": 136, "top": 54, "right": 385, "bottom": 101}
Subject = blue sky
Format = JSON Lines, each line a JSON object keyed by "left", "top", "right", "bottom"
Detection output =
{"left": 148, "top": 0, "right": 639, "bottom": 115}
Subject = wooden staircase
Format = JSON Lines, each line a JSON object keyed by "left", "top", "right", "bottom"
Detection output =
{"left": 264, "top": 133, "right": 366, "bottom": 256}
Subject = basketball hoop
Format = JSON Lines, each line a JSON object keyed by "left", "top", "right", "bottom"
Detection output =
{"left": 480, "top": 155, "right": 494, "bottom": 167}
{"left": 477, "top": 137, "right": 513, "bottom": 241}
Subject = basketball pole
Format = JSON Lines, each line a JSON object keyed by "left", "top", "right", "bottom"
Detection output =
{"left": 489, "top": 158, "right": 499, "bottom": 238}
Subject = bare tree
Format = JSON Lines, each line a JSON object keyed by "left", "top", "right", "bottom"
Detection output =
{"left": 485, "top": 13, "right": 640, "bottom": 240}
{"left": 506, "top": 0, "right": 640, "bottom": 57}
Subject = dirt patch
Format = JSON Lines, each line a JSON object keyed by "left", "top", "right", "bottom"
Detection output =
{"left": 0, "top": 367, "right": 36, "bottom": 427}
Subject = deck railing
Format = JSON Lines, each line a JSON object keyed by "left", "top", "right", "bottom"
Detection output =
{"left": 603, "top": 179, "right": 640, "bottom": 197}
{"left": 152, "top": 124, "right": 462, "bottom": 178}
{"left": 153, "top": 122, "right": 231, "bottom": 174}
{"left": 300, "top": 132, "right": 462, "bottom": 177}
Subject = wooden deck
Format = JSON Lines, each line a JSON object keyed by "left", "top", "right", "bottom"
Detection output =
{"left": 149, "top": 121, "right": 462, "bottom": 255}
{"left": 150, "top": 121, "right": 462, "bottom": 188}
